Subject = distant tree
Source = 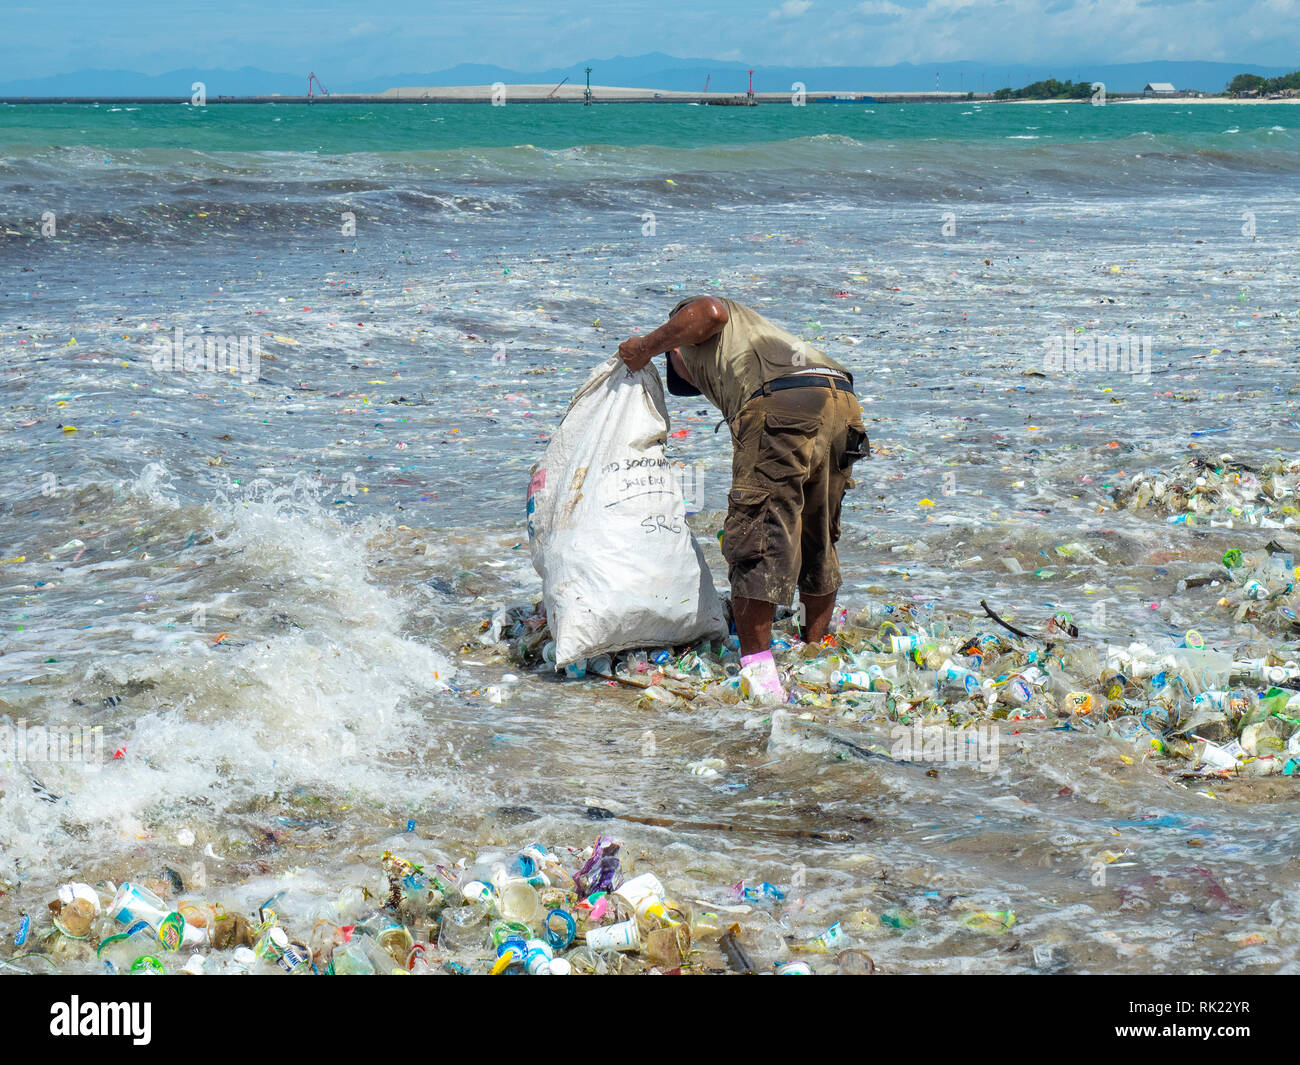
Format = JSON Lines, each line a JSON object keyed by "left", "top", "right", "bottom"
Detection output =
{"left": 993, "top": 77, "right": 1096, "bottom": 100}
{"left": 1227, "top": 73, "right": 1267, "bottom": 94}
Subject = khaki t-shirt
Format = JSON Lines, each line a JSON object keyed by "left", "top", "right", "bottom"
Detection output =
{"left": 667, "top": 297, "right": 850, "bottom": 424}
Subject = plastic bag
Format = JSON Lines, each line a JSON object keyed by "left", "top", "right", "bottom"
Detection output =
{"left": 527, "top": 357, "right": 727, "bottom": 667}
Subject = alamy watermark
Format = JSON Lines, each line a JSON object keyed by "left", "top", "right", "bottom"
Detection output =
{"left": 1, "top": 720, "right": 104, "bottom": 767}
{"left": 1043, "top": 335, "right": 1151, "bottom": 383}
{"left": 891, "top": 722, "right": 999, "bottom": 773}
{"left": 151, "top": 328, "right": 261, "bottom": 383}
{"left": 672, "top": 463, "right": 706, "bottom": 512}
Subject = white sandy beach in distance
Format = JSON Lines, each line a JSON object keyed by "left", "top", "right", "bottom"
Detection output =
{"left": 1006, "top": 95, "right": 1298, "bottom": 104}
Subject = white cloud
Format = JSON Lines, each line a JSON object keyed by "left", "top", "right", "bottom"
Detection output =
{"left": 813, "top": 0, "right": 1300, "bottom": 66}
{"left": 770, "top": 0, "right": 814, "bottom": 18}
{"left": 856, "top": 1, "right": 909, "bottom": 15}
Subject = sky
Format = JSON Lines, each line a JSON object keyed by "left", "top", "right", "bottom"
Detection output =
{"left": 5, "top": 0, "right": 1298, "bottom": 80}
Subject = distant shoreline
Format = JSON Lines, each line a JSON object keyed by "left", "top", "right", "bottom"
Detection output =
{"left": 0, "top": 84, "right": 1295, "bottom": 105}
{"left": 1011, "top": 95, "right": 1299, "bottom": 105}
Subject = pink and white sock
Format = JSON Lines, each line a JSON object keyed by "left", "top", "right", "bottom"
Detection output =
{"left": 739, "top": 650, "right": 784, "bottom": 698}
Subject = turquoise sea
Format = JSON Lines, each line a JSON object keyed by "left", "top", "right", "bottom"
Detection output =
{"left": 1, "top": 100, "right": 1298, "bottom": 974}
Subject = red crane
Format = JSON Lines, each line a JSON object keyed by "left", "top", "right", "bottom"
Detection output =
{"left": 307, "top": 72, "right": 329, "bottom": 98}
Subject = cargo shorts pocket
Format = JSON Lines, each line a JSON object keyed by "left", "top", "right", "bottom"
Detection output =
{"left": 840, "top": 424, "right": 870, "bottom": 470}
{"left": 754, "top": 412, "right": 820, "bottom": 485}
{"left": 722, "top": 484, "right": 768, "bottom": 564}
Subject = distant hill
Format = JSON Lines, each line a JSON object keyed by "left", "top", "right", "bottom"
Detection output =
{"left": 0, "top": 54, "right": 1293, "bottom": 97}
{"left": 0, "top": 66, "right": 304, "bottom": 97}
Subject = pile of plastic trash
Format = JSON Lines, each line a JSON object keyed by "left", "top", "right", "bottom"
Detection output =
{"left": 1213, "top": 542, "right": 1300, "bottom": 636}
{"left": 1112, "top": 453, "right": 1300, "bottom": 528}
{"left": 19, "top": 838, "right": 910, "bottom": 975}
{"left": 478, "top": 583, "right": 1300, "bottom": 780}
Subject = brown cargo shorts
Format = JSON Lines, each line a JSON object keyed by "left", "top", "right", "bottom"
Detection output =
{"left": 723, "top": 384, "right": 867, "bottom": 605}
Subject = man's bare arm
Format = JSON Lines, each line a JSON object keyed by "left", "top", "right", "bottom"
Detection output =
{"left": 618, "top": 297, "right": 728, "bottom": 371}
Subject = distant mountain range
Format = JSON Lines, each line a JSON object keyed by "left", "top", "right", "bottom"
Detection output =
{"left": 0, "top": 54, "right": 1293, "bottom": 97}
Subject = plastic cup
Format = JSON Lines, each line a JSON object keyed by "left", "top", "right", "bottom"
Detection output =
{"left": 615, "top": 873, "right": 669, "bottom": 924}
{"left": 438, "top": 906, "right": 489, "bottom": 953}
{"left": 586, "top": 918, "right": 640, "bottom": 953}
{"left": 51, "top": 883, "right": 101, "bottom": 939}
{"left": 277, "top": 942, "right": 312, "bottom": 974}
{"left": 499, "top": 881, "right": 543, "bottom": 927}
{"left": 108, "top": 882, "right": 169, "bottom": 931}
{"left": 460, "top": 880, "right": 494, "bottom": 905}
{"left": 253, "top": 926, "right": 288, "bottom": 962}
{"left": 836, "top": 949, "right": 876, "bottom": 974}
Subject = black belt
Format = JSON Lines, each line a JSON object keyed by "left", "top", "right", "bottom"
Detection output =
{"left": 748, "top": 374, "right": 854, "bottom": 403}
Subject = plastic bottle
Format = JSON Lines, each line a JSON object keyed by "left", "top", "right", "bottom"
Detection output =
{"left": 792, "top": 660, "right": 833, "bottom": 686}
{"left": 830, "top": 667, "right": 889, "bottom": 693}
{"left": 408, "top": 943, "right": 433, "bottom": 974}
{"left": 1192, "top": 689, "right": 1257, "bottom": 720}
{"left": 700, "top": 675, "right": 743, "bottom": 704}
{"left": 523, "top": 939, "right": 554, "bottom": 975}
{"left": 853, "top": 602, "right": 894, "bottom": 627}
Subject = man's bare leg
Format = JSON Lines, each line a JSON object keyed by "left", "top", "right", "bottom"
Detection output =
{"left": 733, "top": 596, "right": 776, "bottom": 658}
{"left": 799, "top": 590, "right": 837, "bottom": 647}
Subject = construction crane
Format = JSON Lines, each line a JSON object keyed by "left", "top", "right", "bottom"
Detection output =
{"left": 307, "top": 72, "right": 329, "bottom": 100}
{"left": 547, "top": 76, "right": 569, "bottom": 99}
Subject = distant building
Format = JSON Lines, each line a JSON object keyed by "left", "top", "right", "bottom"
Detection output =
{"left": 1143, "top": 82, "right": 1177, "bottom": 96}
